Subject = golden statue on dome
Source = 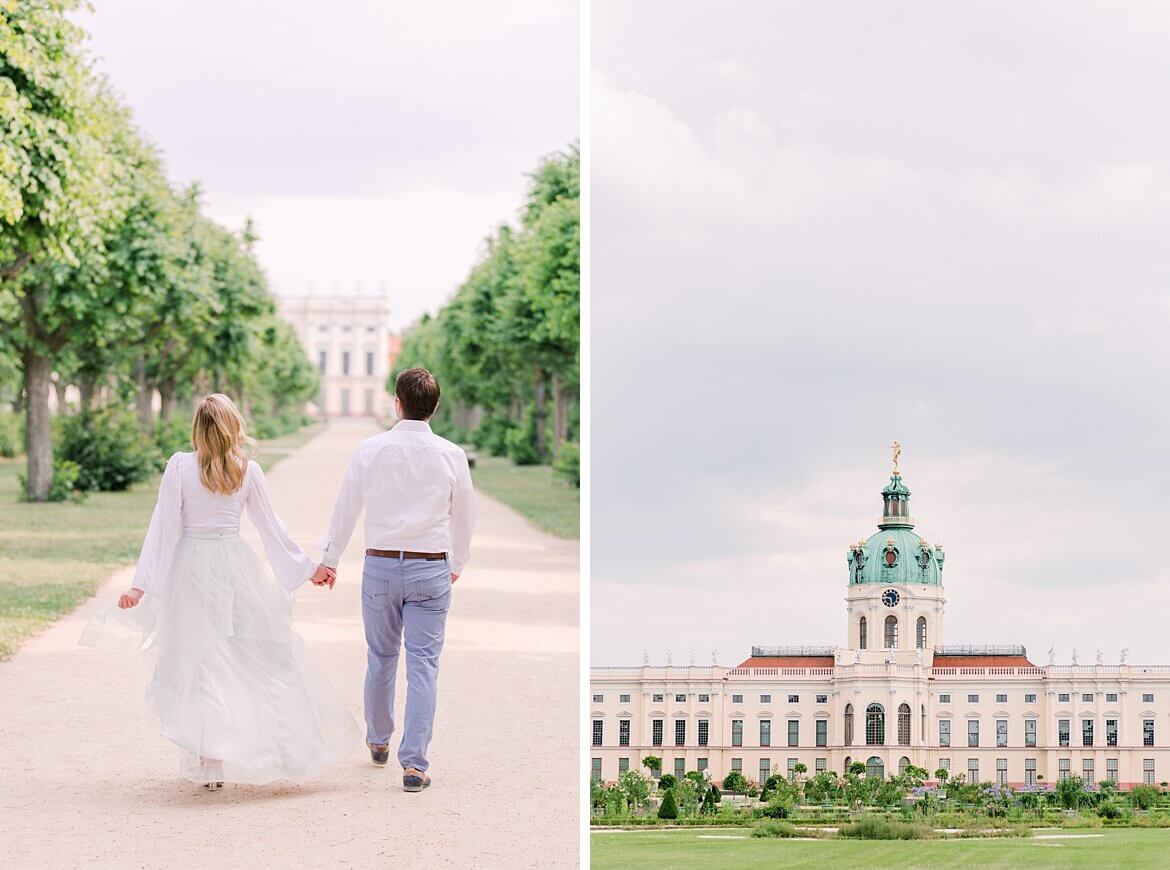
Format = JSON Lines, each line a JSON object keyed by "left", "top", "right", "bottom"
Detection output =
{"left": 889, "top": 440, "right": 902, "bottom": 474}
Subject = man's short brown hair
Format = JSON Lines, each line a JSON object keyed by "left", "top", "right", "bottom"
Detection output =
{"left": 395, "top": 367, "right": 441, "bottom": 420}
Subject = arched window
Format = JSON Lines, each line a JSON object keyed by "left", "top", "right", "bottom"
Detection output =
{"left": 844, "top": 703, "right": 854, "bottom": 745}
{"left": 899, "top": 756, "right": 911, "bottom": 775}
{"left": 859, "top": 616, "right": 867, "bottom": 650}
{"left": 916, "top": 616, "right": 927, "bottom": 649}
{"left": 866, "top": 703, "right": 885, "bottom": 746}
{"left": 898, "top": 703, "right": 911, "bottom": 746}
{"left": 866, "top": 756, "right": 884, "bottom": 779}
{"left": 921, "top": 704, "right": 926, "bottom": 740}
{"left": 843, "top": 755, "right": 852, "bottom": 774}
{"left": 884, "top": 615, "right": 898, "bottom": 649}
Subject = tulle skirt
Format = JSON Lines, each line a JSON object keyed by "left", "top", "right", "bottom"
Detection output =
{"left": 83, "top": 533, "right": 359, "bottom": 784}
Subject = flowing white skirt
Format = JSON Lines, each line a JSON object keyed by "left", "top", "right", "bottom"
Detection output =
{"left": 83, "top": 534, "right": 359, "bottom": 784}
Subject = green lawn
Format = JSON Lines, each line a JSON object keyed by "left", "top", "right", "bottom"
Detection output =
{"left": 470, "top": 452, "right": 579, "bottom": 539}
{"left": 591, "top": 827, "right": 1170, "bottom": 868}
{"left": 0, "top": 423, "right": 322, "bottom": 660}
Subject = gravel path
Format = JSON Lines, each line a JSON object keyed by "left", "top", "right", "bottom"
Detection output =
{"left": 0, "top": 419, "right": 579, "bottom": 868}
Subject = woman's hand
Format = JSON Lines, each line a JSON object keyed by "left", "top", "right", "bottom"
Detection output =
{"left": 118, "top": 588, "right": 145, "bottom": 609}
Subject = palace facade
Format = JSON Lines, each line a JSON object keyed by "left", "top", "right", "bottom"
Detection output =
{"left": 590, "top": 464, "right": 1170, "bottom": 790}
{"left": 279, "top": 291, "right": 395, "bottom": 418}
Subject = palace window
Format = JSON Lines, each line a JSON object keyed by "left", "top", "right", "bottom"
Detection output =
{"left": 996, "top": 758, "right": 1008, "bottom": 786}
{"left": 591, "top": 758, "right": 602, "bottom": 781}
{"left": 967, "top": 758, "right": 979, "bottom": 783}
{"left": 968, "top": 720, "right": 979, "bottom": 747}
{"left": 1059, "top": 758, "right": 1070, "bottom": 781}
{"left": 318, "top": 351, "right": 327, "bottom": 373}
{"left": 1083, "top": 719, "right": 1094, "bottom": 747}
{"left": 816, "top": 694, "right": 828, "bottom": 704}
{"left": 698, "top": 720, "right": 708, "bottom": 747}
{"left": 760, "top": 694, "right": 771, "bottom": 704}
{"left": 620, "top": 694, "right": 630, "bottom": 703}
{"left": 1058, "top": 719, "right": 1070, "bottom": 747}
{"left": 619, "top": 720, "right": 630, "bottom": 747}
{"left": 844, "top": 704, "right": 854, "bottom": 745}
{"left": 816, "top": 719, "right": 828, "bottom": 747}
{"left": 1106, "top": 758, "right": 1118, "bottom": 784}
{"left": 1144, "top": 719, "right": 1155, "bottom": 747}
{"left": 675, "top": 694, "right": 686, "bottom": 703}
{"left": 760, "top": 720, "right": 771, "bottom": 747}
{"left": 1025, "top": 719, "right": 1037, "bottom": 748}
{"left": 731, "top": 720, "right": 743, "bottom": 747}
{"left": 342, "top": 351, "right": 351, "bottom": 375}
{"left": 788, "top": 720, "right": 799, "bottom": 747}
{"left": 996, "top": 719, "right": 1008, "bottom": 748}
{"left": 1083, "top": 759, "right": 1095, "bottom": 786}
{"left": 698, "top": 694, "right": 710, "bottom": 703}
{"left": 653, "top": 694, "right": 664, "bottom": 703}
{"left": 697, "top": 758, "right": 707, "bottom": 772}
{"left": 759, "top": 758, "right": 771, "bottom": 786}
{"left": 939, "top": 720, "right": 951, "bottom": 747}
{"left": 1107, "top": 719, "right": 1118, "bottom": 747}
{"left": 859, "top": 616, "right": 867, "bottom": 649}
{"left": 1144, "top": 759, "right": 1156, "bottom": 786}
{"left": 675, "top": 758, "right": 685, "bottom": 780}
{"left": 899, "top": 756, "right": 910, "bottom": 775}
{"left": 1025, "top": 693, "right": 1037, "bottom": 703}
{"left": 788, "top": 694, "right": 799, "bottom": 704}
{"left": 592, "top": 720, "right": 602, "bottom": 746}
{"left": 1058, "top": 693, "right": 1070, "bottom": 703}
{"left": 787, "top": 758, "right": 798, "bottom": 781}
{"left": 815, "top": 758, "right": 827, "bottom": 774}
{"left": 996, "top": 694, "right": 1008, "bottom": 703}
{"left": 1143, "top": 693, "right": 1155, "bottom": 703}
{"left": 938, "top": 758, "right": 950, "bottom": 772}
{"left": 916, "top": 616, "right": 927, "bottom": 649}
{"left": 365, "top": 351, "right": 374, "bottom": 376}
{"left": 866, "top": 704, "right": 885, "bottom": 746}
{"left": 968, "top": 694, "right": 979, "bottom": 704}
{"left": 675, "top": 720, "right": 686, "bottom": 746}
{"left": 731, "top": 694, "right": 743, "bottom": 704}
{"left": 731, "top": 758, "right": 742, "bottom": 773}
{"left": 921, "top": 704, "right": 926, "bottom": 739}
{"left": 884, "top": 616, "right": 899, "bottom": 649}
{"left": 1025, "top": 758, "right": 1037, "bottom": 786}
{"left": 898, "top": 703, "right": 911, "bottom": 746}
{"left": 866, "top": 756, "right": 884, "bottom": 779}
{"left": 652, "top": 720, "right": 663, "bottom": 747}
{"left": 593, "top": 694, "right": 603, "bottom": 703}
{"left": 1082, "top": 693, "right": 1094, "bottom": 703}
{"left": 1106, "top": 693, "right": 1118, "bottom": 703}
{"left": 939, "top": 694, "right": 951, "bottom": 704}
{"left": 618, "top": 757, "right": 629, "bottom": 774}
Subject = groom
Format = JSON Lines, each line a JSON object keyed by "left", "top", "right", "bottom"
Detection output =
{"left": 310, "top": 367, "right": 476, "bottom": 792}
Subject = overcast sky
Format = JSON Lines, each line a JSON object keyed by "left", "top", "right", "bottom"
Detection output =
{"left": 591, "top": 1, "right": 1170, "bottom": 667}
{"left": 78, "top": 0, "right": 577, "bottom": 330}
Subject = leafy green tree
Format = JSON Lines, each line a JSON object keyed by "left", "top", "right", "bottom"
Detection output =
{"left": 641, "top": 756, "right": 662, "bottom": 777}
{"left": 1055, "top": 775, "right": 1089, "bottom": 810}
{"left": 617, "top": 770, "right": 650, "bottom": 813}
{"left": 722, "top": 770, "right": 748, "bottom": 793}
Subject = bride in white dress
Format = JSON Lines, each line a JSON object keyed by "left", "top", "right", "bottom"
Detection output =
{"left": 90, "top": 394, "right": 358, "bottom": 788}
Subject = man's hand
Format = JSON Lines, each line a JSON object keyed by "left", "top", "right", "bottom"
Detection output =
{"left": 118, "top": 587, "right": 145, "bottom": 609}
{"left": 451, "top": 573, "right": 460, "bottom": 585}
{"left": 312, "top": 564, "right": 336, "bottom": 589}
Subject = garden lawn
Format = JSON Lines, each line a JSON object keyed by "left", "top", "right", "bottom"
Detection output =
{"left": 470, "top": 452, "right": 578, "bottom": 539}
{"left": 591, "top": 827, "right": 1170, "bottom": 868}
{"left": 0, "top": 423, "right": 322, "bottom": 659}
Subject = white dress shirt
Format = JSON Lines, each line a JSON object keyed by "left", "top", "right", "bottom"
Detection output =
{"left": 318, "top": 420, "right": 476, "bottom": 574}
{"left": 133, "top": 452, "right": 315, "bottom": 594}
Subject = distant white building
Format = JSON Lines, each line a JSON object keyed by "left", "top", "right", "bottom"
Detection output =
{"left": 278, "top": 290, "right": 396, "bottom": 418}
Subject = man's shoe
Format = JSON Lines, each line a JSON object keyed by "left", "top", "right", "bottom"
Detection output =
{"left": 368, "top": 743, "right": 390, "bottom": 767}
{"left": 403, "top": 768, "right": 432, "bottom": 792}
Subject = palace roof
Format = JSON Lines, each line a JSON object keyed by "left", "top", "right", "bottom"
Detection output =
{"left": 932, "top": 654, "right": 1036, "bottom": 668}
{"left": 737, "top": 655, "right": 836, "bottom": 668}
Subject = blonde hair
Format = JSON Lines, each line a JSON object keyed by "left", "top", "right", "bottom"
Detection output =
{"left": 191, "top": 394, "right": 255, "bottom": 495}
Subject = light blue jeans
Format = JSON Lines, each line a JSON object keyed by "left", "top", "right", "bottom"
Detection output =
{"left": 360, "top": 553, "right": 452, "bottom": 772}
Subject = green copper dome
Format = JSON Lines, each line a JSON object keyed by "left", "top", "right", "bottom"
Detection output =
{"left": 846, "top": 471, "right": 945, "bottom": 585}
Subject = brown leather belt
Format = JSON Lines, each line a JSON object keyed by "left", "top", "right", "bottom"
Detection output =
{"left": 366, "top": 548, "right": 447, "bottom": 561}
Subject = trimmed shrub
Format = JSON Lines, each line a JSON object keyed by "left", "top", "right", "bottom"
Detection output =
{"left": 657, "top": 789, "right": 679, "bottom": 820}
{"left": 752, "top": 821, "right": 799, "bottom": 838}
{"left": 837, "top": 818, "right": 933, "bottom": 840}
{"left": 722, "top": 771, "right": 748, "bottom": 793}
{"left": 658, "top": 774, "right": 678, "bottom": 790}
{"left": 1097, "top": 799, "right": 1126, "bottom": 820}
{"left": 553, "top": 441, "right": 579, "bottom": 487}
{"left": 58, "top": 409, "right": 157, "bottom": 492}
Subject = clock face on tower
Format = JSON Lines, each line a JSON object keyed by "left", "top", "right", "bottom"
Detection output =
{"left": 881, "top": 589, "right": 900, "bottom": 607}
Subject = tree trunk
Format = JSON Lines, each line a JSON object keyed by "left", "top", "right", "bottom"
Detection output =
{"left": 22, "top": 348, "right": 53, "bottom": 502}
{"left": 78, "top": 370, "right": 98, "bottom": 412}
{"left": 159, "top": 377, "right": 176, "bottom": 423}
{"left": 533, "top": 366, "right": 547, "bottom": 461}
{"left": 551, "top": 371, "right": 568, "bottom": 456}
{"left": 135, "top": 356, "right": 154, "bottom": 431}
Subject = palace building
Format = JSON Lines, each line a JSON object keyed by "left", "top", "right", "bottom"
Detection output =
{"left": 589, "top": 457, "right": 1170, "bottom": 790}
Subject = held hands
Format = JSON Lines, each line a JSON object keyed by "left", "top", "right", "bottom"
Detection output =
{"left": 118, "top": 588, "right": 145, "bottom": 609}
{"left": 451, "top": 573, "right": 460, "bottom": 585}
{"left": 311, "top": 564, "right": 336, "bottom": 589}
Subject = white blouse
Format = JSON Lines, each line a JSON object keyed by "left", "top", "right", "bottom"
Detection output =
{"left": 132, "top": 452, "right": 314, "bottom": 595}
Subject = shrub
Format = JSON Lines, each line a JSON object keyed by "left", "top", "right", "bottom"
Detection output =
{"left": 837, "top": 818, "right": 933, "bottom": 840}
{"left": 19, "top": 457, "right": 84, "bottom": 503}
{"left": 553, "top": 441, "right": 579, "bottom": 487}
{"left": 1131, "top": 785, "right": 1159, "bottom": 810}
{"left": 658, "top": 774, "right": 678, "bottom": 790}
{"left": 1097, "top": 799, "right": 1126, "bottom": 820}
{"left": 722, "top": 771, "right": 748, "bottom": 793}
{"left": 154, "top": 417, "right": 191, "bottom": 464}
{"left": 657, "top": 789, "right": 679, "bottom": 820}
{"left": 0, "top": 410, "right": 22, "bottom": 457}
{"left": 752, "top": 821, "right": 799, "bottom": 839}
{"left": 57, "top": 409, "right": 158, "bottom": 492}
{"left": 470, "top": 415, "right": 515, "bottom": 456}
{"left": 503, "top": 420, "right": 541, "bottom": 465}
